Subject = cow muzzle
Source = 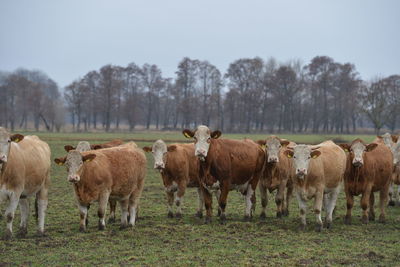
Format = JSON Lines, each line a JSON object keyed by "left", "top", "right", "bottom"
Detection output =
{"left": 154, "top": 163, "right": 165, "bottom": 170}
{"left": 0, "top": 155, "right": 7, "bottom": 163}
{"left": 268, "top": 156, "right": 279, "bottom": 163}
{"left": 195, "top": 148, "right": 207, "bottom": 159}
{"left": 68, "top": 175, "right": 80, "bottom": 183}
{"left": 296, "top": 169, "right": 307, "bottom": 178}
{"left": 352, "top": 160, "right": 363, "bottom": 168}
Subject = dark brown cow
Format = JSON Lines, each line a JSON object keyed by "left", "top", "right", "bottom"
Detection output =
{"left": 256, "top": 136, "right": 294, "bottom": 219}
{"left": 143, "top": 140, "right": 220, "bottom": 218}
{"left": 183, "top": 125, "right": 265, "bottom": 224}
{"left": 339, "top": 138, "right": 393, "bottom": 224}
{"left": 55, "top": 142, "right": 146, "bottom": 232}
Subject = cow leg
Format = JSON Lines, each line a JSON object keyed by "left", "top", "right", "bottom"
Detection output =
{"left": 283, "top": 182, "right": 293, "bottom": 217}
{"left": 108, "top": 199, "right": 116, "bottom": 223}
{"left": 119, "top": 199, "right": 129, "bottom": 229}
{"left": 3, "top": 193, "right": 19, "bottom": 240}
{"left": 360, "top": 189, "right": 372, "bottom": 224}
{"left": 18, "top": 198, "right": 29, "bottom": 237}
{"left": 325, "top": 187, "right": 340, "bottom": 229}
{"left": 175, "top": 186, "right": 185, "bottom": 218}
{"left": 369, "top": 192, "right": 375, "bottom": 221}
{"left": 295, "top": 191, "right": 307, "bottom": 231}
{"left": 379, "top": 185, "right": 389, "bottom": 223}
{"left": 214, "top": 190, "right": 221, "bottom": 216}
{"left": 78, "top": 203, "right": 88, "bottom": 232}
{"left": 244, "top": 184, "right": 254, "bottom": 221}
{"left": 218, "top": 182, "right": 230, "bottom": 224}
{"left": 166, "top": 191, "right": 174, "bottom": 218}
{"left": 276, "top": 181, "right": 286, "bottom": 218}
{"left": 388, "top": 180, "right": 395, "bottom": 206}
{"left": 36, "top": 188, "right": 48, "bottom": 236}
{"left": 196, "top": 188, "right": 204, "bottom": 218}
{"left": 344, "top": 190, "right": 354, "bottom": 225}
{"left": 202, "top": 186, "right": 213, "bottom": 223}
{"left": 97, "top": 193, "right": 109, "bottom": 230}
{"left": 395, "top": 185, "right": 400, "bottom": 206}
{"left": 259, "top": 182, "right": 268, "bottom": 220}
{"left": 128, "top": 194, "right": 140, "bottom": 227}
{"left": 314, "top": 189, "right": 324, "bottom": 232}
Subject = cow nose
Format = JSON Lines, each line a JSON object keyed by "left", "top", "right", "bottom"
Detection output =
{"left": 154, "top": 163, "right": 164, "bottom": 169}
{"left": 297, "top": 169, "right": 306, "bottom": 175}
{"left": 196, "top": 149, "right": 206, "bottom": 157}
{"left": 0, "top": 155, "right": 7, "bottom": 163}
{"left": 353, "top": 160, "right": 363, "bottom": 167}
{"left": 68, "top": 175, "right": 80, "bottom": 183}
{"left": 268, "top": 157, "right": 278, "bottom": 163}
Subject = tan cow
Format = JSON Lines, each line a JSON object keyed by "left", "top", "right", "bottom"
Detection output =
{"left": 0, "top": 128, "right": 51, "bottom": 239}
{"left": 183, "top": 126, "right": 265, "bottom": 224}
{"left": 55, "top": 142, "right": 146, "bottom": 231}
{"left": 339, "top": 138, "right": 392, "bottom": 224}
{"left": 284, "top": 141, "right": 346, "bottom": 231}
{"left": 64, "top": 140, "right": 124, "bottom": 222}
{"left": 256, "top": 136, "right": 294, "bottom": 219}
{"left": 143, "top": 140, "right": 220, "bottom": 218}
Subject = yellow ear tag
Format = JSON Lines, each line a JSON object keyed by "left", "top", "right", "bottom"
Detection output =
{"left": 85, "top": 159, "right": 92, "bottom": 163}
{"left": 287, "top": 154, "right": 292, "bottom": 158}
{"left": 183, "top": 132, "right": 191, "bottom": 138}
{"left": 261, "top": 144, "right": 266, "bottom": 149}
{"left": 56, "top": 162, "right": 64, "bottom": 166}
{"left": 14, "top": 138, "right": 19, "bottom": 143}
{"left": 312, "top": 155, "right": 317, "bottom": 159}
{"left": 344, "top": 149, "right": 349, "bottom": 152}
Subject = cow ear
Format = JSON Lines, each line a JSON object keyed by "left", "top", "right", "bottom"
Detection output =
{"left": 392, "top": 135, "right": 398, "bottom": 143}
{"left": 93, "top": 145, "right": 102, "bottom": 150}
{"left": 182, "top": 129, "right": 195, "bottom": 139}
{"left": 366, "top": 143, "right": 378, "bottom": 152}
{"left": 311, "top": 150, "right": 321, "bottom": 159}
{"left": 10, "top": 134, "right": 24, "bottom": 143}
{"left": 82, "top": 154, "right": 96, "bottom": 162}
{"left": 142, "top": 146, "right": 152, "bottom": 152}
{"left": 339, "top": 144, "right": 351, "bottom": 152}
{"left": 256, "top": 140, "right": 266, "bottom": 148}
{"left": 284, "top": 150, "right": 294, "bottom": 158}
{"left": 167, "top": 145, "right": 177, "bottom": 152}
{"left": 211, "top": 130, "right": 222, "bottom": 139}
{"left": 280, "top": 140, "right": 290, "bottom": 147}
{"left": 54, "top": 157, "right": 66, "bottom": 166}
{"left": 64, "top": 145, "right": 75, "bottom": 152}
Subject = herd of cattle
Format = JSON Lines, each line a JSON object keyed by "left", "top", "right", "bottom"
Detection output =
{"left": 1, "top": 125, "right": 400, "bottom": 239}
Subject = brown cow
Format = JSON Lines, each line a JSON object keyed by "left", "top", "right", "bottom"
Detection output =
{"left": 64, "top": 139, "right": 124, "bottom": 222}
{"left": 256, "top": 136, "right": 294, "bottom": 219}
{"left": 143, "top": 140, "right": 220, "bottom": 218}
{"left": 284, "top": 141, "right": 346, "bottom": 231}
{"left": 339, "top": 138, "right": 393, "bottom": 224}
{"left": 183, "top": 125, "right": 265, "bottom": 224}
{"left": 0, "top": 128, "right": 51, "bottom": 239}
{"left": 55, "top": 142, "right": 146, "bottom": 231}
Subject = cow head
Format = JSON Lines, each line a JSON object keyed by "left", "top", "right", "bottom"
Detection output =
{"left": 143, "top": 140, "right": 176, "bottom": 171}
{"left": 284, "top": 145, "right": 321, "bottom": 179}
{"left": 0, "top": 127, "right": 24, "bottom": 165}
{"left": 391, "top": 141, "right": 400, "bottom": 166}
{"left": 182, "top": 125, "right": 221, "bottom": 161}
{"left": 64, "top": 141, "right": 91, "bottom": 153}
{"left": 54, "top": 151, "right": 96, "bottom": 183}
{"left": 257, "top": 136, "right": 290, "bottom": 163}
{"left": 378, "top": 133, "right": 398, "bottom": 148}
{"left": 339, "top": 139, "right": 377, "bottom": 167}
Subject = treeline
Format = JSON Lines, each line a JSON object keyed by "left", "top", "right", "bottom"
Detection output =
{"left": 1, "top": 56, "right": 399, "bottom": 133}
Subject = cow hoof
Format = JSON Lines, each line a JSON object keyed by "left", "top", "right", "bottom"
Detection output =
{"left": 243, "top": 215, "right": 251, "bottom": 222}
{"left": 3, "top": 230, "right": 12, "bottom": 240}
{"left": 195, "top": 211, "right": 203, "bottom": 219}
{"left": 79, "top": 226, "right": 86, "bottom": 233}
{"left": 36, "top": 230, "right": 46, "bottom": 237}
{"left": 388, "top": 200, "right": 395, "bottom": 206}
{"left": 282, "top": 210, "right": 289, "bottom": 217}
{"left": 175, "top": 213, "right": 182, "bottom": 219}
{"left": 217, "top": 209, "right": 221, "bottom": 217}
{"left": 344, "top": 216, "right": 352, "bottom": 225}
{"left": 98, "top": 223, "right": 105, "bottom": 231}
{"left": 85, "top": 218, "right": 89, "bottom": 226}
{"left": 108, "top": 217, "right": 116, "bottom": 224}
{"left": 298, "top": 224, "right": 306, "bottom": 231}
{"left": 378, "top": 215, "right": 386, "bottom": 223}
{"left": 260, "top": 212, "right": 266, "bottom": 221}
{"left": 17, "top": 228, "right": 28, "bottom": 238}
{"left": 325, "top": 222, "right": 332, "bottom": 229}
{"left": 220, "top": 214, "right": 227, "bottom": 225}
{"left": 361, "top": 215, "right": 369, "bottom": 224}
{"left": 369, "top": 214, "right": 375, "bottom": 221}
{"left": 276, "top": 211, "right": 282, "bottom": 218}
{"left": 315, "top": 224, "right": 323, "bottom": 232}
{"left": 120, "top": 224, "right": 128, "bottom": 230}
{"left": 205, "top": 216, "right": 212, "bottom": 224}
{"left": 167, "top": 212, "right": 174, "bottom": 218}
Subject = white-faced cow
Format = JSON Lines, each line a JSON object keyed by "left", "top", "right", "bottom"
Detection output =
{"left": 256, "top": 136, "right": 294, "bottom": 219}
{"left": 284, "top": 141, "right": 346, "bottom": 231}
{"left": 339, "top": 138, "right": 393, "bottom": 224}
{"left": 55, "top": 142, "right": 146, "bottom": 232}
{"left": 143, "top": 140, "right": 220, "bottom": 218}
{"left": 0, "top": 128, "right": 51, "bottom": 239}
{"left": 183, "top": 125, "right": 265, "bottom": 224}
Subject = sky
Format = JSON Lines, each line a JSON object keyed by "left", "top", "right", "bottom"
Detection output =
{"left": 0, "top": 0, "right": 399, "bottom": 88}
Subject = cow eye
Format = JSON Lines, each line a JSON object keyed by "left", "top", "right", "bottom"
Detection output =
{"left": 293, "top": 156, "right": 296, "bottom": 159}
{"left": 207, "top": 137, "right": 211, "bottom": 143}
{"left": 308, "top": 156, "right": 311, "bottom": 159}
{"left": 7, "top": 139, "right": 11, "bottom": 143}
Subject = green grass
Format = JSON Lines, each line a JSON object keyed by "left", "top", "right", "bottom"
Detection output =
{"left": 0, "top": 132, "right": 399, "bottom": 266}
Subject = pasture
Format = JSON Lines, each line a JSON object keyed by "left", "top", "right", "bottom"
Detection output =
{"left": 1, "top": 132, "right": 399, "bottom": 266}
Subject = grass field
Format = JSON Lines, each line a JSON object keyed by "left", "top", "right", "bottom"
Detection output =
{"left": 1, "top": 132, "right": 399, "bottom": 266}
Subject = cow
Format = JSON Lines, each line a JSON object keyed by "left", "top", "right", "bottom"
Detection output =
{"left": 339, "top": 138, "right": 393, "bottom": 224}
{"left": 0, "top": 128, "right": 51, "bottom": 239}
{"left": 54, "top": 142, "right": 146, "bottom": 232}
{"left": 284, "top": 141, "right": 346, "bottom": 231}
{"left": 64, "top": 140, "right": 125, "bottom": 222}
{"left": 388, "top": 139, "right": 400, "bottom": 206}
{"left": 183, "top": 125, "right": 265, "bottom": 224}
{"left": 143, "top": 140, "right": 220, "bottom": 218}
{"left": 377, "top": 133, "right": 400, "bottom": 206}
{"left": 256, "top": 136, "right": 294, "bottom": 219}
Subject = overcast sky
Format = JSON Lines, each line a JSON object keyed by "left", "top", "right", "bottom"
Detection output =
{"left": 1, "top": 0, "right": 399, "bottom": 87}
